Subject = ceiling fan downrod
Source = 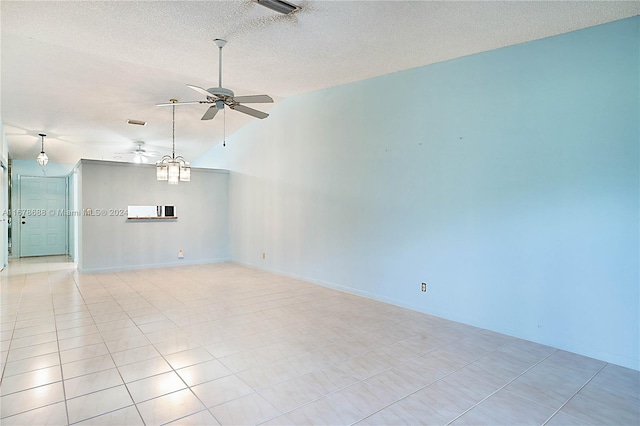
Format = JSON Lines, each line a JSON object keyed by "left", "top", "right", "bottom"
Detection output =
{"left": 214, "top": 39, "right": 227, "bottom": 89}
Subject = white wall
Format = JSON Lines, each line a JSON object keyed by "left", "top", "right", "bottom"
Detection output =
{"left": 195, "top": 18, "right": 639, "bottom": 369}
{"left": 68, "top": 168, "right": 79, "bottom": 262}
{"left": 0, "top": 119, "right": 7, "bottom": 167}
{"left": 0, "top": 120, "right": 8, "bottom": 268}
{"left": 78, "top": 160, "right": 229, "bottom": 272}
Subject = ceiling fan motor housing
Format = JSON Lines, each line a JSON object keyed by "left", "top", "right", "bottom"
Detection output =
{"left": 206, "top": 87, "right": 235, "bottom": 100}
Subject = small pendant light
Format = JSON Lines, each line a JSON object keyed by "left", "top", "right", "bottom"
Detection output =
{"left": 36, "top": 133, "right": 49, "bottom": 166}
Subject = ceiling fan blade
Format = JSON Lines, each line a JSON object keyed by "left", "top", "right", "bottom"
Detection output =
{"left": 115, "top": 150, "right": 158, "bottom": 156}
{"left": 231, "top": 104, "right": 269, "bottom": 119}
{"left": 232, "top": 95, "right": 273, "bottom": 104}
{"left": 156, "top": 101, "right": 203, "bottom": 106}
{"left": 187, "top": 84, "right": 215, "bottom": 98}
{"left": 201, "top": 105, "right": 220, "bottom": 120}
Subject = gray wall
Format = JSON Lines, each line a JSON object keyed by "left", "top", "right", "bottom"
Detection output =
{"left": 78, "top": 159, "right": 229, "bottom": 272}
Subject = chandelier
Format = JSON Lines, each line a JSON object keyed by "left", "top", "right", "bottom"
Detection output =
{"left": 156, "top": 99, "right": 190, "bottom": 184}
{"left": 36, "top": 133, "right": 48, "bottom": 166}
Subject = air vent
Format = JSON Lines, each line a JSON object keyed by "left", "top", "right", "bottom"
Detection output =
{"left": 127, "top": 119, "right": 147, "bottom": 126}
{"left": 255, "top": 0, "right": 301, "bottom": 15}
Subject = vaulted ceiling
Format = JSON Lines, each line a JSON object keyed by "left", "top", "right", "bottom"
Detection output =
{"left": 2, "top": 1, "right": 638, "bottom": 165}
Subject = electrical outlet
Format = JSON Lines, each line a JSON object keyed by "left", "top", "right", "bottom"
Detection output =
{"left": 421, "top": 282, "right": 427, "bottom": 292}
{"left": 178, "top": 249, "right": 184, "bottom": 259}
{"left": 262, "top": 252, "right": 266, "bottom": 260}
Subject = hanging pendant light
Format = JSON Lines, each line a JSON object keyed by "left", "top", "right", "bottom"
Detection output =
{"left": 36, "top": 133, "right": 49, "bottom": 166}
{"left": 156, "top": 99, "right": 191, "bottom": 184}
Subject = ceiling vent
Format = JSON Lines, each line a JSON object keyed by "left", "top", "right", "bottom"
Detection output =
{"left": 255, "top": 0, "right": 301, "bottom": 15}
{"left": 127, "top": 119, "right": 147, "bottom": 126}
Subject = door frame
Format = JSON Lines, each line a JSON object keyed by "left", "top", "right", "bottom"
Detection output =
{"left": 18, "top": 175, "right": 69, "bottom": 258}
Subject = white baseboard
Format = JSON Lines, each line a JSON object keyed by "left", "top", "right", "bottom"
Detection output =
{"left": 79, "top": 257, "right": 231, "bottom": 273}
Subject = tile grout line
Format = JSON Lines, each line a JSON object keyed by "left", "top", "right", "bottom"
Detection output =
{"left": 444, "top": 348, "right": 560, "bottom": 425}
{"left": 540, "top": 362, "right": 608, "bottom": 426}
{"left": 95, "top": 270, "right": 239, "bottom": 425}
{"left": 0, "top": 273, "right": 24, "bottom": 387}
{"left": 142, "top": 284, "right": 274, "bottom": 426}
{"left": 352, "top": 336, "right": 549, "bottom": 425}
{"left": 7, "top": 260, "right": 636, "bottom": 426}
{"left": 81, "top": 271, "right": 151, "bottom": 426}
{"left": 120, "top": 274, "right": 219, "bottom": 425}
{"left": 349, "top": 334, "right": 519, "bottom": 425}
{"left": 250, "top": 319, "right": 485, "bottom": 423}
{"left": 120, "top": 272, "right": 334, "bottom": 424}
{"left": 150, "top": 270, "right": 288, "bottom": 425}
{"left": 66, "top": 269, "right": 146, "bottom": 426}
{"left": 51, "top": 269, "right": 73, "bottom": 426}
{"left": 0, "top": 270, "right": 72, "bottom": 423}
{"left": 0, "top": 266, "right": 377, "bottom": 423}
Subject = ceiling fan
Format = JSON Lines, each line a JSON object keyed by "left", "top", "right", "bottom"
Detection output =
{"left": 116, "top": 142, "right": 159, "bottom": 163}
{"left": 157, "top": 39, "right": 273, "bottom": 120}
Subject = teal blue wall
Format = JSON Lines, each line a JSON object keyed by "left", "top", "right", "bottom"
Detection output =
{"left": 11, "top": 159, "right": 75, "bottom": 178}
{"left": 196, "top": 18, "right": 639, "bottom": 369}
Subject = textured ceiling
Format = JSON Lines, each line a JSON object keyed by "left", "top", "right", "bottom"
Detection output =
{"left": 2, "top": 1, "right": 639, "bottom": 166}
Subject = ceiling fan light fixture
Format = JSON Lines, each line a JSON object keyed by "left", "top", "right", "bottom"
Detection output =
{"left": 36, "top": 133, "right": 49, "bottom": 166}
{"left": 180, "top": 163, "right": 191, "bottom": 182}
{"left": 157, "top": 163, "right": 168, "bottom": 181}
{"left": 167, "top": 162, "right": 180, "bottom": 185}
{"left": 255, "top": 0, "right": 301, "bottom": 15}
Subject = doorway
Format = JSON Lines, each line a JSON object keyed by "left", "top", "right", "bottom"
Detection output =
{"left": 19, "top": 176, "right": 67, "bottom": 257}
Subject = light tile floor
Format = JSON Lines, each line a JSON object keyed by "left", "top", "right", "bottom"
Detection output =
{"left": 1, "top": 258, "right": 638, "bottom": 425}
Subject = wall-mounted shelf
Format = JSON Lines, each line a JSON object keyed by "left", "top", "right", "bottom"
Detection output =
{"left": 127, "top": 216, "right": 177, "bottom": 220}
{"left": 127, "top": 205, "right": 176, "bottom": 220}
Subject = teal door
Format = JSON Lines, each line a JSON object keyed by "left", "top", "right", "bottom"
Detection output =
{"left": 20, "top": 176, "right": 67, "bottom": 257}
